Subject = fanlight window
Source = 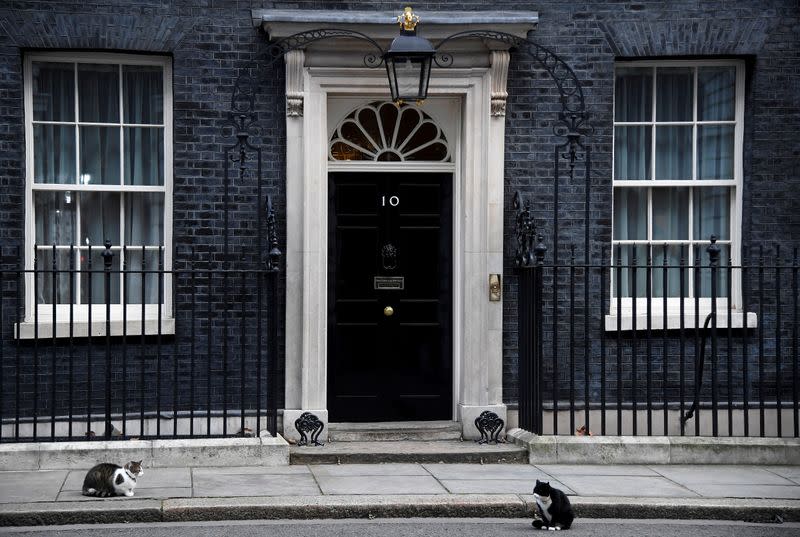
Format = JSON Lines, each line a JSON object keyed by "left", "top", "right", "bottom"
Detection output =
{"left": 329, "top": 101, "right": 450, "bottom": 162}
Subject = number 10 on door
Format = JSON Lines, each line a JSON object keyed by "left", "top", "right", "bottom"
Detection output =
{"left": 381, "top": 195, "right": 400, "bottom": 207}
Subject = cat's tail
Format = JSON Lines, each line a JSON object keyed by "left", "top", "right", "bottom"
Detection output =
{"left": 82, "top": 488, "right": 112, "bottom": 497}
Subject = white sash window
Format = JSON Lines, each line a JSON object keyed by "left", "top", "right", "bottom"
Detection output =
{"left": 609, "top": 60, "right": 750, "bottom": 330}
{"left": 22, "top": 52, "right": 173, "bottom": 337}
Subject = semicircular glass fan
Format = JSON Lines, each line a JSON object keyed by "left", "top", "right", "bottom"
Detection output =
{"left": 329, "top": 101, "right": 450, "bottom": 162}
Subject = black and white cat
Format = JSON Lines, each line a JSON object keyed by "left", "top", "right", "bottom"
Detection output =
{"left": 82, "top": 460, "right": 144, "bottom": 498}
{"left": 532, "top": 479, "right": 574, "bottom": 530}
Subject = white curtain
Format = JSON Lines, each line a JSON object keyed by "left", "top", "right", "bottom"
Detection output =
{"left": 31, "top": 62, "right": 164, "bottom": 304}
{"left": 614, "top": 66, "right": 734, "bottom": 298}
{"left": 124, "top": 66, "right": 164, "bottom": 185}
{"left": 32, "top": 63, "right": 75, "bottom": 184}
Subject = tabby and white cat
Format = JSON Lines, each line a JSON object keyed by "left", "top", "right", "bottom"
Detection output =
{"left": 532, "top": 479, "right": 574, "bottom": 530}
{"left": 82, "top": 460, "right": 144, "bottom": 498}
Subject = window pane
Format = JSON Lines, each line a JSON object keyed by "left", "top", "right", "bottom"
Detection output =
{"left": 615, "top": 67, "right": 652, "bottom": 122}
{"left": 614, "top": 126, "right": 651, "bottom": 180}
{"left": 613, "top": 188, "right": 647, "bottom": 240}
{"left": 656, "top": 67, "right": 693, "bottom": 121}
{"left": 330, "top": 141, "right": 369, "bottom": 161}
{"left": 79, "top": 192, "right": 120, "bottom": 246}
{"left": 693, "top": 187, "right": 730, "bottom": 240}
{"left": 339, "top": 121, "right": 377, "bottom": 154}
{"left": 697, "top": 125, "right": 734, "bottom": 179}
{"left": 80, "top": 247, "right": 120, "bottom": 304}
{"left": 78, "top": 64, "right": 119, "bottom": 123}
{"left": 125, "top": 193, "right": 164, "bottom": 246}
{"left": 696, "top": 244, "right": 730, "bottom": 298}
{"left": 32, "top": 62, "right": 75, "bottom": 122}
{"left": 655, "top": 126, "right": 692, "bottom": 180}
{"left": 653, "top": 244, "right": 688, "bottom": 298}
{"left": 34, "top": 124, "right": 75, "bottom": 184}
{"left": 35, "top": 248, "right": 74, "bottom": 304}
{"left": 124, "top": 127, "right": 164, "bottom": 185}
{"left": 123, "top": 65, "right": 163, "bottom": 124}
{"left": 125, "top": 249, "right": 161, "bottom": 304}
{"left": 652, "top": 187, "right": 689, "bottom": 240}
{"left": 615, "top": 244, "right": 648, "bottom": 297}
{"left": 698, "top": 67, "right": 735, "bottom": 121}
{"left": 79, "top": 126, "right": 120, "bottom": 185}
{"left": 35, "top": 191, "right": 76, "bottom": 246}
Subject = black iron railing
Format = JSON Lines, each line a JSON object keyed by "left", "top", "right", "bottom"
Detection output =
{"left": 0, "top": 243, "right": 280, "bottom": 442}
{"left": 517, "top": 234, "right": 799, "bottom": 438}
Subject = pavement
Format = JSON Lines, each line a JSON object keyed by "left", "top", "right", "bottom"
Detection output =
{"left": 1, "top": 462, "right": 800, "bottom": 526}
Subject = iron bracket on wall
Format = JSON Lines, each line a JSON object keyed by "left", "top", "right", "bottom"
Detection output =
{"left": 294, "top": 412, "right": 325, "bottom": 446}
{"left": 474, "top": 410, "right": 505, "bottom": 444}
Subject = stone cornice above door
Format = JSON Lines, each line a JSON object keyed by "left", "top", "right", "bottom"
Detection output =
{"left": 257, "top": 9, "right": 534, "bottom": 117}
{"left": 252, "top": 9, "right": 538, "bottom": 47}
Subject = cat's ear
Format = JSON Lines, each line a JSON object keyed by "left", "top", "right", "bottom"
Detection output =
{"left": 535, "top": 479, "right": 540, "bottom": 484}
{"left": 136, "top": 460, "right": 142, "bottom": 465}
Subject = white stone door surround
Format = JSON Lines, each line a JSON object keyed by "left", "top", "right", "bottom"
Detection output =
{"left": 257, "top": 10, "right": 539, "bottom": 441}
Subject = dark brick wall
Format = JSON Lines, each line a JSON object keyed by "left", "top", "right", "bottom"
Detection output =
{"left": 0, "top": 1, "right": 798, "bottom": 427}
{"left": 500, "top": 0, "right": 800, "bottom": 412}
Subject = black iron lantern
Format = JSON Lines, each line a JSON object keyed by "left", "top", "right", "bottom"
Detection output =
{"left": 384, "top": 7, "right": 435, "bottom": 104}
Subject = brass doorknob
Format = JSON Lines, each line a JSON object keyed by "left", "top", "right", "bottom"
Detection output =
{"left": 383, "top": 306, "right": 394, "bottom": 317}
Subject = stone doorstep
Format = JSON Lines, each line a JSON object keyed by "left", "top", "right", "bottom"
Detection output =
{"left": 507, "top": 428, "right": 800, "bottom": 465}
{"left": 1, "top": 496, "right": 800, "bottom": 526}
{"left": 0, "top": 436, "right": 290, "bottom": 471}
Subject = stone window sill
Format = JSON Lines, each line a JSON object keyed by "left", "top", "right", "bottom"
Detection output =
{"left": 604, "top": 311, "right": 757, "bottom": 332}
{"left": 14, "top": 318, "right": 176, "bottom": 340}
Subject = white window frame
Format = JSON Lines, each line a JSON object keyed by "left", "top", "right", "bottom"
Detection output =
{"left": 20, "top": 51, "right": 174, "bottom": 338}
{"left": 607, "top": 59, "right": 755, "bottom": 331}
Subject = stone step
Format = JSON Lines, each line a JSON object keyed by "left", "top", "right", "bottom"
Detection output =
{"left": 290, "top": 440, "right": 527, "bottom": 465}
{"left": 328, "top": 421, "right": 463, "bottom": 442}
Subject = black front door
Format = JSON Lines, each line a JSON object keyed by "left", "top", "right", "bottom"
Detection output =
{"left": 328, "top": 172, "right": 452, "bottom": 422}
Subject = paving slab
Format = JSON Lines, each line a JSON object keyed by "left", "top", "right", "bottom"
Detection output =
{"left": 0, "top": 470, "right": 67, "bottom": 503}
{"left": 309, "top": 463, "right": 429, "bottom": 477}
{"left": 314, "top": 474, "right": 448, "bottom": 495}
{"left": 438, "top": 478, "right": 572, "bottom": 495}
{"left": 535, "top": 464, "right": 660, "bottom": 476}
{"left": 195, "top": 465, "right": 311, "bottom": 475}
{"left": 766, "top": 466, "right": 800, "bottom": 484}
{"left": 422, "top": 463, "right": 548, "bottom": 480}
{"left": 61, "top": 466, "right": 191, "bottom": 491}
{"left": 682, "top": 484, "right": 800, "bottom": 499}
{"left": 191, "top": 471, "right": 321, "bottom": 497}
{"left": 654, "top": 465, "right": 796, "bottom": 485}
{"left": 555, "top": 475, "right": 699, "bottom": 498}
{"left": 56, "top": 487, "right": 192, "bottom": 501}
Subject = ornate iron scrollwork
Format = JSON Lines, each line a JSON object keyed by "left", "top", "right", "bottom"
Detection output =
{"left": 225, "top": 29, "right": 385, "bottom": 143}
{"left": 514, "top": 191, "right": 536, "bottom": 268}
{"left": 265, "top": 195, "right": 282, "bottom": 271}
{"left": 434, "top": 30, "right": 592, "bottom": 172}
{"left": 381, "top": 243, "right": 398, "bottom": 271}
{"left": 294, "top": 412, "right": 325, "bottom": 446}
{"left": 554, "top": 112, "right": 594, "bottom": 173}
{"left": 475, "top": 411, "right": 505, "bottom": 445}
{"left": 434, "top": 30, "right": 585, "bottom": 116}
